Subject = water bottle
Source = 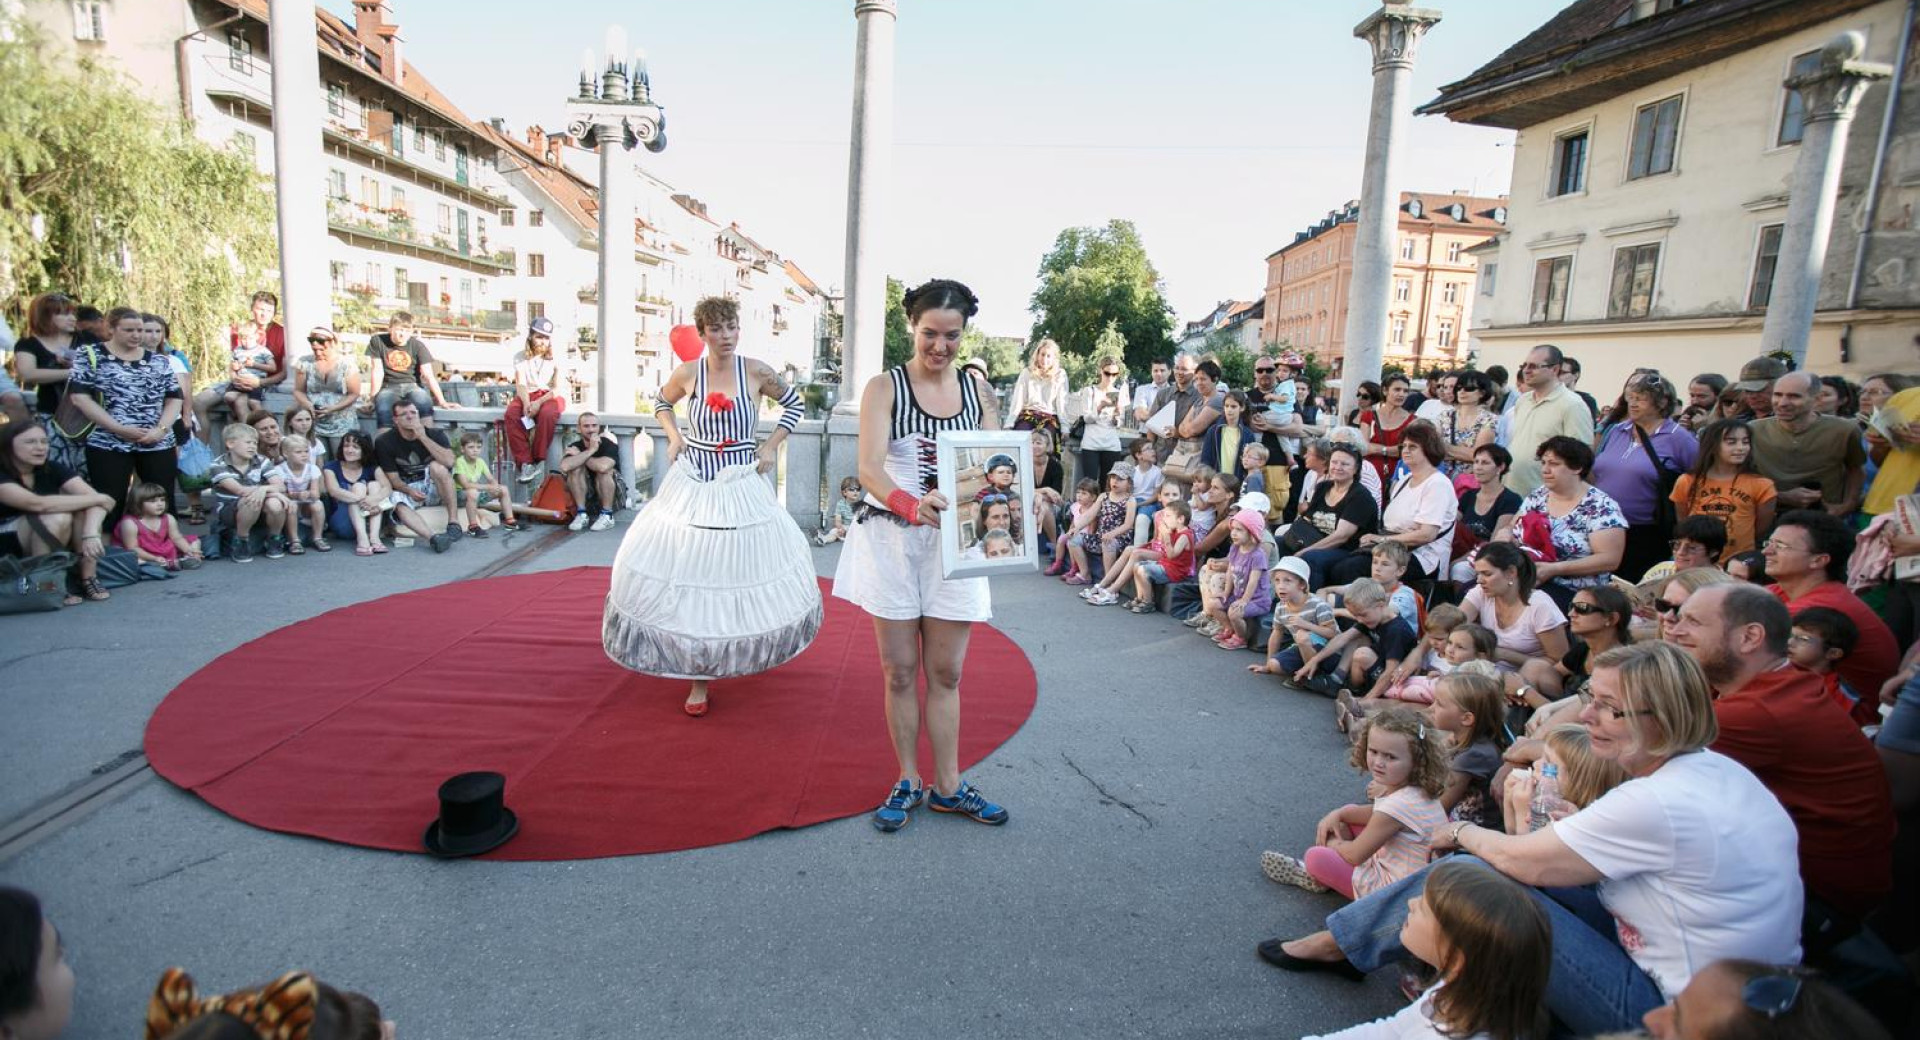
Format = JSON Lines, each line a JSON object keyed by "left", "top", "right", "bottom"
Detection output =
{"left": 1529, "top": 762, "right": 1562, "bottom": 831}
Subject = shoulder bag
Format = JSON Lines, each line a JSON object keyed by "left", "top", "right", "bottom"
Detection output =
{"left": 51, "top": 345, "right": 100, "bottom": 441}
{"left": 1631, "top": 424, "right": 1683, "bottom": 537}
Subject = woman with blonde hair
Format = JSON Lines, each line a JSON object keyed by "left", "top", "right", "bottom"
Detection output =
{"left": 1261, "top": 641, "right": 1803, "bottom": 1038}
{"left": 1007, "top": 337, "right": 1069, "bottom": 460}
{"left": 1069, "top": 354, "right": 1129, "bottom": 488}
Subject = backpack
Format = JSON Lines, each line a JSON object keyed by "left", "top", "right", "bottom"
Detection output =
{"left": 527, "top": 473, "right": 576, "bottom": 525}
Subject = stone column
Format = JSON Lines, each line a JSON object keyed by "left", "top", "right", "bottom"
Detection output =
{"left": 595, "top": 137, "right": 639, "bottom": 412}
{"left": 1760, "top": 31, "right": 1890, "bottom": 368}
{"left": 835, "top": 0, "right": 897, "bottom": 414}
{"left": 267, "top": 0, "right": 330, "bottom": 340}
{"left": 1339, "top": 2, "right": 1440, "bottom": 419}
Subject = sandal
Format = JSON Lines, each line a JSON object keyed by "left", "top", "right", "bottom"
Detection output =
{"left": 288, "top": 541, "right": 306, "bottom": 556}
{"left": 1063, "top": 574, "right": 1089, "bottom": 586}
{"left": 371, "top": 542, "right": 389, "bottom": 554}
{"left": 186, "top": 505, "right": 207, "bottom": 526}
{"left": 79, "top": 577, "right": 109, "bottom": 602}
{"left": 1128, "top": 601, "right": 1157, "bottom": 615}
{"left": 312, "top": 539, "right": 332, "bottom": 553}
{"left": 355, "top": 545, "right": 373, "bottom": 557}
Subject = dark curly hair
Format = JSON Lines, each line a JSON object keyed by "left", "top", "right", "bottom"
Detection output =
{"left": 902, "top": 279, "right": 979, "bottom": 324}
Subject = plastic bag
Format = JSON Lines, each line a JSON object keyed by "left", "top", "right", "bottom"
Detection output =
{"left": 177, "top": 437, "right": 213, "bottom": 491}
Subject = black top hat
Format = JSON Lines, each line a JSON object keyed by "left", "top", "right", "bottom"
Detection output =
{"left": 422, "top": 771, "right": 519, "bottom": 858}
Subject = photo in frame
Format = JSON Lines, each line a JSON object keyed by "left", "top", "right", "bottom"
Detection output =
{"left": 936, "top": 429, "right": 1040, "bottom": 580}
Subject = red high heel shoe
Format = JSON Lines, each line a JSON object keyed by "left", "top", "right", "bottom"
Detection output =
{"left": 684, "top": 698, "right": 708, "bottom": 717}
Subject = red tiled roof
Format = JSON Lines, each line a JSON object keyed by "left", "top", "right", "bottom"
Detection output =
{"left": 783, "top": 260, "right": 822, "bottom": 296}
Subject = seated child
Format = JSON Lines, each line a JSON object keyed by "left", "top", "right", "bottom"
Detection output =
{"left": 1048, "top": 478, "right": 1101, "bottom": 579}
{"left": 1067, "top": 465, "right": 1135, "bottom": 587}
{"left": 1128, "top": 439, "right": 1166, "bottom": 542}
{"left": 1248, "top": 556, "right": 1337, "bottom": 678}
{"left": 1087, "top": 483, "right": 1187, "bottom": 607}
{"left": 817, "top": 476, "right": 860, "bottom": 545}
{"left": 208, "top": 422, "right": 290, "bottom": 563}
{"left": 1116, "top": 500, "right": 1193, "bottom": 615}
{"left": 1206, "top": 509, "right": 1271, "bottom": 651}
{"left": 115, "top": 481, "right": 203, "bottom": 571}
{"left": 1322, "top": 539, "right": 1421, "bottom": 634}
{"left": 1286, "top": 578, "right": 1420, "bottom": 702}
{"left": 267, "top": 433, "right": 330, "bottom": 554}
{"left": 1428, "top": 671, "right": 1512, "bottom": 832}
{"left": 1358, "top": 604, "right": 1472, "bottom": 717}
{"left": 1637, "top": 514, "right": 1728, "bottom": 586}
{"left": 452, "top": 431, "right": 526, "bottom": 538}
{"left": 1499, "top": 723, "right": 1629, "bottom": 834}
{"left": 1259, "top": 706, "right": 1450, "bottom": 899}
{"left": 1789, "top": 606, "right": 1872, "bottom": 725}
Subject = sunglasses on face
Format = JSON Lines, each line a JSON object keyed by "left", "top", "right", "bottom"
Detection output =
{"left": 1567, "top": 602, "right": 1606, "bottom": 616}
{"left": 1254, "top": 366, "right": 1275, "bottom": 374}
{"left": 1654, "top": 598, "right": 1684, "bottom": 616}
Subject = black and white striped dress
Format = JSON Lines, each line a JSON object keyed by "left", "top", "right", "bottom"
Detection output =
{"left": 833, "top": 365, "right": 992, "bottom": 623}
{"left": 682, "top": 354, "right": 762, "bottom": 480}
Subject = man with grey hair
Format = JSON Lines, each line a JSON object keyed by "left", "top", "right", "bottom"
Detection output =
{"left": 1504, "top": 343, "right": 1593, "bottom": 495}
{"left": 1748, "top": 369, "right": 1865, "bottom": 514}
{"left": 1666, "top": 583, "right": 1893, "bottom": 925}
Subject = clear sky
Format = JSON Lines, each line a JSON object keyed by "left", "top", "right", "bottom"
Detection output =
{"left": 400, "top": 0, "right": 1551, "bottom": 338}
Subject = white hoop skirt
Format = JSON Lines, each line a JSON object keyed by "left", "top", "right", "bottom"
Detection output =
{"left": 602, "top": 458, "right": 823, "bottom": 680}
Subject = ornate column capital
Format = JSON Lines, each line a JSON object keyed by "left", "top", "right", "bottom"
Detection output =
{"left": 1788, "top": 31, "right": 1892, "bottom": 126}
{"left": 854, "top": 0, "right": 897, "bottom": 18}
{"left": 1355, "top": 2, "right": 1442, "bottom": 72}
{"left": 566, "top": 106, "right": 664, "bottom": 153}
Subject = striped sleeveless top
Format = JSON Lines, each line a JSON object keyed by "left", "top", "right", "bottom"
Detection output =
{"left": 868, "top": 365, "right": 984, "bottom": 505}
{"left": 683, "top": 354, "right": 761, "bottom": 479}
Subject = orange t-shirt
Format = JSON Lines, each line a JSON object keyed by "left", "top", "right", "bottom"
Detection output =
{"left": 1671, "top": 472, "right": 1777, "bottom": 560}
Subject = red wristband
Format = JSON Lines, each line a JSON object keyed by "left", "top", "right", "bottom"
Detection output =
{"left": 887, "top": 489, "right": 922, "bottom": 524}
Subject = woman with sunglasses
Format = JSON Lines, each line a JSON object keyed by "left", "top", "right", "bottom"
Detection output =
{"left": 1069, "top": 355, "right": 1130, "bottom": 487}
{"left": 1440, "top": 371, "right": 1499, "bottom": 482}
{"left": 1262, "top": 643, "right": 1803, "bottom": 1038}
{"left": 291, "top": 326, "right": 362, "bottom": 460}
{"left": 1652, "top": 566, "right": 1736, "bottom": 642}
{"left": 1517, "top": 585, "right": 1635, "bottom": 732}
{"left": 1591, "top": 372, "right": 1696, "bottom": 583}
{"left": 1344, "top": 381, "right": 1383, "bottom": 430}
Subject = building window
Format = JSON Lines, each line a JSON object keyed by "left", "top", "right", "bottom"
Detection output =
{"left": 227, "top": 30, "right": 252, "bottom": 73}
{"left": 413, "top": 126, "right": 426, "bottom": 152}
{"left": 1748, "top": 224, "right": 1785, "bottom": 309}
{"left": 1531, "top": 256, "right": 1573, "bottom": 323}
{"left": 1777, "top": 50, "right": 1823, "bottom": 147}
{"left": 394, "top": 267, "right": 409, "bottom": 299}
{"left": 1482, "top": 262, "right": 1498, "bottom": 296}
{"left": 1400, "top": 237, "right": 1416, "bottom": 261}
{"left": 528, "top": 301, "right": 546, "bottom": 321}
{"left": 500, "top": 209, "right": 516, "bottom": 226}
{"left": 1446, "top": 241, "right": 1463, "bottom": 263}
{"left": 326, "top": 83, "right": 345, "bottom": 119}
{"left": 433, "top": 134, "right": 446, "bottom": 161}
{"left": 436, "top": 204, "right": 452, "bottom": 235}
{"left": 390, "top": 186, "right": 407, "bottom": 215}
{"left": 358, "top": 176, "right": 378, "bottom": 208}
{"left": 1437, "top": 320, "right": 1454, "bottom": 348}
{"left": 1442, "top": 282, "right": 1458, "bottom": 305}
{"left": 1627, "top": 95, "right": 1683, "bottom": 180}
{"left": 528, "top": 253, "right": 546, "bottom": 277}
{"left": 1608, "top": 243, "right": 1661, "bottom": 319}
{"left": 1394, "top": 278, "right": 1411, "bottom": 303}
{"left": 500, "top": 300, "right": 517, "bottom": 321}
{"left": 530, "top": 209, "right": 546, "bottom": 227}
{"left": 70, "top": 1, "right": 107, "bottom": 41}
{"left": 329, "top": 261, "right": 347, "bottom": 291}
{"left": 1550, "top": 128, "right": 1588, "bottom": 197}
{"left": 1390, "top": 317, "right": 1408, "bottom": 345}
{"left": 327, "top": 169, "right": 346, "bottom": 200}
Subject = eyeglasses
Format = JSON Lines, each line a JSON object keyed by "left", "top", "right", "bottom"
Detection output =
{"left": 1567, "top": 602, "right": 1605, "bottom": 616}
{"left": 1669, "top": 540, "right": 1707, "bottom": 555}
{"left": 1743, "top": 972, "right": 1805, "bottom": 1020}
{"left": 1254, "top": 366, "right": 1276, "bottom": 374}
{"left": 1761, "top": 539, "right": 1808, "bottom": 554}
{"left": 1654, "top": 598, "right": 1685, "bottom": 616}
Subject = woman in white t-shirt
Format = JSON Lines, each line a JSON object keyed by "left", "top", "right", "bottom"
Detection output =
{"left": 1258, "top": 642, "right": 1803, "bottom": 1039}
{"left": 1341, "top": 421, "right": 1456, "bottom": 584}
{"left": 1460, "top": 541, "right": 1571, "bottom": 703}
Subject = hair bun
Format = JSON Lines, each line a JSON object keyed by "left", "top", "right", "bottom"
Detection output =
{"left": 903, "top": 278, "right": 979, "bottom": 322}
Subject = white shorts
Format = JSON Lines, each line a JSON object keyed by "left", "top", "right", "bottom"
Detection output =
{"left": 387, "top": 477, "right": 443, "bottom": 510}
{"left": 832, "top": 515, "right": 991, "bottom": 623}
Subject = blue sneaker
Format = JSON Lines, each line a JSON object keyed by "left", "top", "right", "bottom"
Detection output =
{"left": 926, "top": 781, "right": 1009, "bottom": 825}
{"left": 871, "top": 779, "right": 925, "bottom": 833}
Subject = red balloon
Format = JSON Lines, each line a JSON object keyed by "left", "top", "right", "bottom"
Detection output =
{"left": 670, "top": 325, "right": 703, "bottom": 362}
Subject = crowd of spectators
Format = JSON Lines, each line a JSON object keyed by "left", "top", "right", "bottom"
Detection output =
{"left": 1001, "top": 339, "right": 1917, "bottom": 1037}
{"left": 2, "top": 292, "right": 629, "bottom": 600}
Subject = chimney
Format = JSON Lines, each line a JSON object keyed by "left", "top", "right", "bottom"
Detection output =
{"left": 526, "top": 124, "right": 547, "bottom": 157}
{"left": 351, "top": 1, "right": 402, "bottom": 87}
{"left": 545, "top": 133, "right": 566, "bottom": 167}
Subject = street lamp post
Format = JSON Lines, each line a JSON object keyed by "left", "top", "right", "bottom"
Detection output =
{"left": 567, "top": 26, "right": 667, "bottom": 413}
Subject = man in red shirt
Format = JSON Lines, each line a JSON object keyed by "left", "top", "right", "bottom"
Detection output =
{"left": 1668, "top": 583, "right": 1893, "bottom": 922}
{"left": 1762, "top": 509, "right": 1899, "bottom": 711}
{"left": 192, "top": 290, "right": 287, "bottom": 429}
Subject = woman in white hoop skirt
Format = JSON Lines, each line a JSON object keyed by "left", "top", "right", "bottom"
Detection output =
{"left": 603, "top": 296, "right": 821, "bottom": 716}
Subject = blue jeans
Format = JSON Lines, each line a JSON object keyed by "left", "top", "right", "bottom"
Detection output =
{"left": 1325, "top": 856, "right": 1664, "bottom": 1037}
{"left": 374, "top": 386, "right": 435, "bottom": 426}
{"left": 1168, "top": 578, "right": 1203, "bottom": 620}
{"left": 1878, "top": 670, "right": 1920, "bottom": 754}
{"left": 1297, "top": 547, "right": 1351, "bottom": 590}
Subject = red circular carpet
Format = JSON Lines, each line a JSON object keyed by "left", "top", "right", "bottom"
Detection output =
{"left": 144, "top": 567, "right": 1038, "bottom": 859}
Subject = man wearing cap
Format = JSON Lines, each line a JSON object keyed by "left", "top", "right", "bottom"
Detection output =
{"left": 1749, "top": 370, "right": 1865, "bottom": 514}
{"left": 1503, "top": 344, "right": 1593, "bottom": 495}
{"left": 506, "top": 317, "right": 565, "bottom": 482}
{"left": 1729, "top": 354, "right": 1787, "bottom": 420}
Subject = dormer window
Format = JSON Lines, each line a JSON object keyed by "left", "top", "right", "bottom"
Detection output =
{"left": 1407, "top": 198, "right": 1424, "bottom": 218}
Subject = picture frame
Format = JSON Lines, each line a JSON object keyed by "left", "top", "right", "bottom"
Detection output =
{"left": 936, "top": 429, "right": 1040, "bottom": 580}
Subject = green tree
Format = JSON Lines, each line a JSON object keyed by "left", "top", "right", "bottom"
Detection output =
{"left": 1029, "top": 219, "right": 1175, "bottom": 376}
{"left": 962, "top": 330, "right": 1025, "bottom": 382}
{"left": 881, "top": 276, "right": 914, "bottom": 370}
{"left": 1202, "top": 330, "right": 1255, "bottom": 389}
{"left": 0, "top": 25, "right": 276, "bottom": 382}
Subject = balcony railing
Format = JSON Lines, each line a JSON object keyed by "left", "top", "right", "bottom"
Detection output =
{"left": 326, "top": 198, "right": 516, "bottom": 274}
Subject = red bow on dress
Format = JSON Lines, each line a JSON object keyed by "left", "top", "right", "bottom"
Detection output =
{"left": 704, "top": 392, "right": 734, "bottom": 412}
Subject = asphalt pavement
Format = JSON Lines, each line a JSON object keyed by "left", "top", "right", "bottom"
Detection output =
{"left": 1, "top": 524, "right": 1402, "bottom": 1038}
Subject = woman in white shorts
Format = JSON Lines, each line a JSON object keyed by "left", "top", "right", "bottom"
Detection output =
{"left": 834, "top": 278, "right": 1011, "bottom": 833}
